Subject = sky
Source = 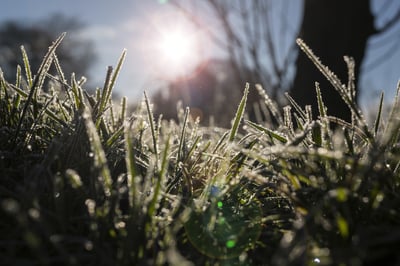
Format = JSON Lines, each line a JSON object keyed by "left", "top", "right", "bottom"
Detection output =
{"left": 1, "top": 0, "right": 400, "bottom": 110}
{"left": 0, "top": 0, "right": 218, "bottom": 102}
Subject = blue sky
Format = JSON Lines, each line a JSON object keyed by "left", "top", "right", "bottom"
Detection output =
{"left": 1, "top": 0, "right": 400, "bottom": 110}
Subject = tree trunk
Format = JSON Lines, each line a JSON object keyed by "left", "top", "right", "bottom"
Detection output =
{"left": 289, "top": 0, "right": 375, "bottom": 122}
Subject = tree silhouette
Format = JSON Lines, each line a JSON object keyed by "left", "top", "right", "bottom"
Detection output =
{"left": 0, "top": 14, "right": 96, "bottom": 83}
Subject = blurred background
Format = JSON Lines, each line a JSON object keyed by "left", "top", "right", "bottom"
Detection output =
{"left": 1, "top": 0, "right": 400, "bottom": 126}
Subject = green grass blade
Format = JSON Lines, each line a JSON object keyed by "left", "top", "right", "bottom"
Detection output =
{"left": 315, "top": 82, "right": 332, "bottom": 148}
{"left": 144, "top": 91, "right": 159, "bottom": 166}
{"left": 148, "top": 135, "right": 170, "bottom": 219}
{"left": 184, "top": 135, "right": 201, "bottom": 164}
{"left": 124, "top": 120, "right": 138, "bottom": 208}
{"left": 52, "top": 54, "right": 66, "bottom": 86}
{"left": 283, "top": 105, "right": 294, "bottom": 133}
{"left": 20, "top": 45, "right": 33, "bottom": 88}
{"left": 293, "top": 112, "right": 305, "bottom": 130}
{"left": 95, "top": 66, "right": 113, "bottom": 126}
{"left": 71, "top": 73, "right": 85, "bottom": 111}
{"left": 107, "top": 49, "right": 126, "bottom": 102}
{"left": 211, "top": 131, "right": 229, "bottom": 154}
{"left": 177, "top": 107, "right": 189, "bottom": 165}
{"left": 94, "top": 50, "right": 126, "bottom": 129}
{"left": 109, "top": 99, "right": 116, "bottom": 130}
{"left": 119, "top": 96, "right": 127, "bottom": 125}
{"left": 344, "top": 56, "right": 356, "bottom": 101}
{"left": 229, "top": 83, "right": 249, "bottom": 142}
{"left": 246, "top": 120, "right": 288, "bottom": 144}
{"left": 170, "top": 107, "right": 190, "bottom": 189}
{"left": 105, "top": 126, "right": 124, "bottom": 147}
{"left": 13, "top": 65, "right": 22, "bottom": 110}
{"left": 9, "top": 84, "right": 28, "bottom": 98}
{"left": 35, "top": 33, "right": 66, "bottom": 93}
{"left": 15, "top": 65, "right": 21, "bottom": 88}
{"left": 83, "top": 108, "right": 113, "bottom": 197}
{"left": 84, "top": 90, "right": 97, "bottom": 109}
{"left": 0, "top": 70, "right": 8, "bottom": 104}
{"left": 255, "top": 83, "right": 282, "bottom": 124}
{"left": 285, "top": 92, "right": 307, "bottom": 121}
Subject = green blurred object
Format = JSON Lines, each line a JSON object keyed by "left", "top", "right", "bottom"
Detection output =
{"left": 185, "top": 188, "right": 262, "bottom": 259}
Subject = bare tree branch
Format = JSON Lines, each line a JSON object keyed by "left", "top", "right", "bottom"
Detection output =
{"left": 168, "top": 0, "right": 226, "bottom": 49}
{"left": 169, "top": 0, "right": 301, "bottom": 102}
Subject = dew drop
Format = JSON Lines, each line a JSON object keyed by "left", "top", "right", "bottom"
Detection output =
{"left": 28, "top": 208, "right": 40, "bottom": 220}
{"left": 84, "top": 240, "right": 93, "bottom": 251}
{"left": 115, "top": 221, "right": 126, "bottom": 229}
{"left": 85, "top": 199, "right": 96, "bottom": 216}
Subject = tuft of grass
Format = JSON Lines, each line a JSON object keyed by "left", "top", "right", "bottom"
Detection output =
{"left": 0, "top": 34, "right": 400, "bottom": 266}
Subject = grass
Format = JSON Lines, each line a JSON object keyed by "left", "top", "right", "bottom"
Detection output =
{"left": 0, "top": 34, "right": 400, "bottom": 265}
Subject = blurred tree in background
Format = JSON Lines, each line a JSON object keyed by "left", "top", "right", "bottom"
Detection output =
{"left": 0, "top": 14, "right": 96, "bottom": 84}
{"left": 153, "top": 59, "right": 247, "bottom": 127}
{"left": 155, "top": 0, "right": 400, "bottom": 125}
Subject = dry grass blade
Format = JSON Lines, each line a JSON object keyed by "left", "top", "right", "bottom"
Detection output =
{"left": 373, "top": 92, "right": 384, "bottom": 137}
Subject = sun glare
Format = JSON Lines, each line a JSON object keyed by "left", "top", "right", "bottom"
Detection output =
{"left": 158, "top": 29, "right": 195, "bottom": 73}
{"left": 144, "top": 11, "right": 204, "bottom": 78}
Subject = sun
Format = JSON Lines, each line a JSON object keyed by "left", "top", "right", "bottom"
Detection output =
{"left": 157, "top": 29, "right": 195, "bottom": 73}
{"left": 161, "top": 31, "right": 190, "bottom": 61}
